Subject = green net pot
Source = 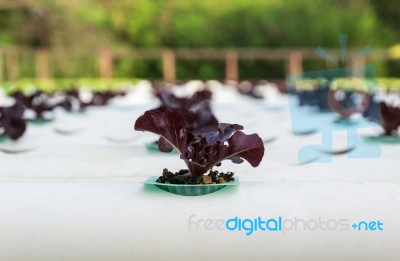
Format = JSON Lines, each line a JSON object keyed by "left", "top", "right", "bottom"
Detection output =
{"left": 144, "top": 176, "right": 239, "bottom": 196}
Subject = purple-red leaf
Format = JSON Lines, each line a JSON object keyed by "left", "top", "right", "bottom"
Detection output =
{"left": 134, "top": 109, "right": 189, "bottom": 153}
{"left": 182, "top": 130, "right": 264, "bottom": 176}
{"left": 226, "top": 131, "right": 265, "bottom": 167}
{"left": 380, "top": 102, "right": 400, "bottom": 136}
{"left": 154, "top": 90, "right": 218, "bottom": 134}
{"left": 0, "top": 103, "right": 27, "bottom": 140}
{"left": 156, "top": 137, "right": 174, "bottom": 153}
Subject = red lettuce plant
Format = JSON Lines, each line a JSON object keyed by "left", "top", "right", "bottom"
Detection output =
{"left": 12, "top": 91, "right": 54, "bottom": 119}
{"left": 134, "top": 109, "right": 265, "bottom": 178}
{"left": 0, "top": 103, "right": 27, "bottom": 140}
{"left": 380, "top": 102, "right": 400, "bottom": 136}
{"left": 236, "top": 80, "right": 265, "bottom": 99}
{"left": 11, "top": 90, "right": 125, "bottom": 118}
{"left": 154, "top": 90, "right": 218, "bottom": 134}
{"left": 11, "top": 91, "right": 66, "bottom": 119}
{"left": 89, "top": 91, "right": 126, "bottom": 106}
{"left": 63, "top": 89, "right": 123, "bottom": 110}
{"left": 64, "top": 90, "right": 92, "bottom": 111}
{"left": 327, "top": 89, "right": 370, "bottom": 119}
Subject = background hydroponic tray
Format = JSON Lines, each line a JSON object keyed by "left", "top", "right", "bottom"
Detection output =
{"left": 0, "top": 88, "right": 399, "bottom": 260}
{"left": 0, "top": 95, "right": 399, "bottom": 183}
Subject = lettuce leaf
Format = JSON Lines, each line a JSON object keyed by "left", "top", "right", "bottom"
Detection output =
{"left": 135, "top": 109, "right": 265, "bottom": 177}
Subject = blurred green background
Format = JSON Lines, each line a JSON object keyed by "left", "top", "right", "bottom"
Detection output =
{"left": 0, "top": 0, "right": 399, "bottom": 80}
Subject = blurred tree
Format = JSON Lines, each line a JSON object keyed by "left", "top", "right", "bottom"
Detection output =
{"left": 88, "top": 0, "right": 399, "bottom": 78}
{"left": 370, "top": 0, "right": 400, "bottom": 76}
{"left": 0, "top": 0, "right": 399, "bottom": 78}
{"left": 0, "top": 0, "right": 115, "bottom": 77}
{"left": 370, "top": 0, "right": 400, "bottom": 32}
{"left": 91, "top": 0, "right": 392, "bottom": 48}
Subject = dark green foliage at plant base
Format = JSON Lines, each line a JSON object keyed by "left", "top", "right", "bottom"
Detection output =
{"left": 156, "top": 168, "right": 235, "bottom": 185}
